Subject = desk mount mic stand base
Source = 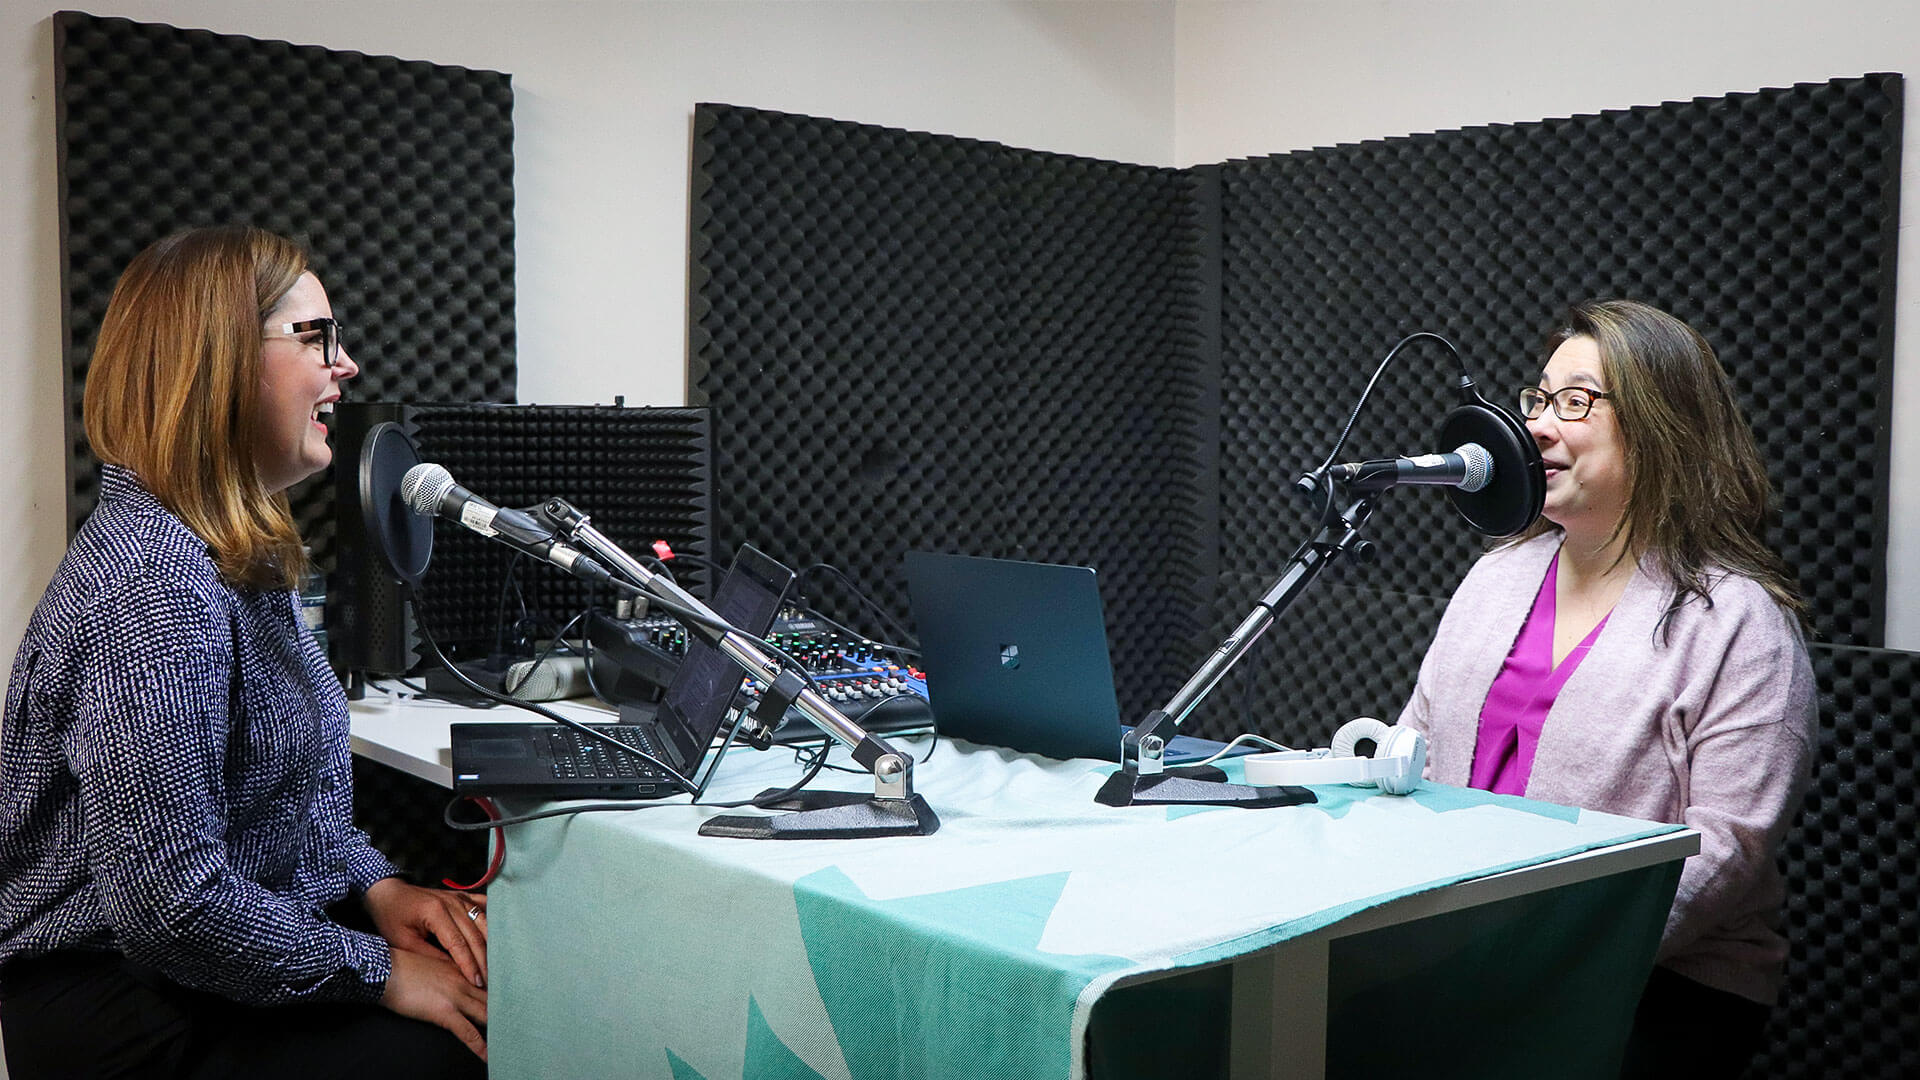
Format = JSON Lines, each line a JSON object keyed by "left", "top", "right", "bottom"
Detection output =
{"left": 699, "top": 793, "right": 940, "bottom": 839}
{"left": 1095, "top": 765, "right": 1315, "bottom": 809}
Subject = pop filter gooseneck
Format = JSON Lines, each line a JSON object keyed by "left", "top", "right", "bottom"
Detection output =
{"left": 1437, "top": 380, "right": 1544, "bottom": 537}
{"left": 359, "top": 421, "right": 433, "bottom": 589}
{"left": 1297, "top": 333, "right": 1545, "bottom": 538}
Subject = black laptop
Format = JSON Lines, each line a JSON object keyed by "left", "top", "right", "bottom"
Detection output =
{"left": 450, "top": 544, "right": 794, "bottom": 799}
{"left": 903, "top": 552, "right": 1245, "bottom": 765}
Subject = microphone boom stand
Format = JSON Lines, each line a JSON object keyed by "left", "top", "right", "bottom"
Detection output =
{"left": 1095, "top": 489, "right": 1380, "bottom": 808}
{"left": 540, "top": 500, "right": 939, "bottom": 839}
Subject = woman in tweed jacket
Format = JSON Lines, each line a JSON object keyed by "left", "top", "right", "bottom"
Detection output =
{"left": 0, "top": 227, "right": 487, "bottom": 1077}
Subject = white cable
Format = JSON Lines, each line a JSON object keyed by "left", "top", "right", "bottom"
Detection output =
{"left": 1181, "top": 731, "right": 1292, "bottom": 769}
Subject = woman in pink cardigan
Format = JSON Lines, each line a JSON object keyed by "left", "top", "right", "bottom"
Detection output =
{"left": 1397, "top": 299, "right": 1814, "bottom": 1079}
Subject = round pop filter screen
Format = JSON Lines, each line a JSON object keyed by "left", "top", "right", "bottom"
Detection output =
{"left": 359, "top": 422, "right": 433, "bottom": 589}
{"left": 1439, "top": 394, "right": 1544, "bottom": 538}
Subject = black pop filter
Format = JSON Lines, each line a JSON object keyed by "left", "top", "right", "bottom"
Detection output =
{"left": 1437, "top": 387, "right": 1544, "bottom": 537}
{"left": 358, "top": 421, "right": 433, "bottom": 589}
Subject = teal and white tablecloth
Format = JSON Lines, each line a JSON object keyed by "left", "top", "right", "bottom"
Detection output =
{"left": 486, "top": 738, "right": 1682, "bottom": 1080}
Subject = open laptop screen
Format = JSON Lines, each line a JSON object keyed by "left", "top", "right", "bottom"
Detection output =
{"left": 905, "top": 551, "right": 1244, "bottom": 765}
{"left": 905, "top": 552, "right": 1122, "bottom": 761}
{"left": 655, "top": 544, "right": 793, "bottom": 770}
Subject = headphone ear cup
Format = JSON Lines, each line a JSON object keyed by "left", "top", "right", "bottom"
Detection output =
{"left": 1330, "top": 717, "right": 1392, "bottom": 788}
{"left": 1373, "top": 725, "right": 1428, "bottom": 796}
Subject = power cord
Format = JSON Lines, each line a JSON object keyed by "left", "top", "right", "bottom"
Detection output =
{"left": 1180, "top": 732, "right": 1292, "bottom": 769}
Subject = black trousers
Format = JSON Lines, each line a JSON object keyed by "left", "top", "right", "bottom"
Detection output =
{"left": 0, "top": 950, "right": 484, "bottom": 1080}
{"left": 1618, "top": 965, "right": 1771, "bottom": 1080}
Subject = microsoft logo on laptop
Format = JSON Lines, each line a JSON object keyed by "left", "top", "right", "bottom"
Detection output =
{"left": 999, "top": 643, "right": 1021, "bottom": 670}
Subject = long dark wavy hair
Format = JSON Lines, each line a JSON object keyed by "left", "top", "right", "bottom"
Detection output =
{"left": 1507, "top": 299, "right": 1804, "bottom": 631}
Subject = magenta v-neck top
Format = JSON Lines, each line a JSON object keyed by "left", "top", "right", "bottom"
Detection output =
{"left": 1470, "top": 553, "right": 1611, "bottom": 795}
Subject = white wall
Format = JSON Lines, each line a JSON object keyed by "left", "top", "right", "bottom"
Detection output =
{"left": 0, "top": 0, "right": 1175, "bottom": 674}
{"left": 1176, "top": 0, "right": 1920, "bottom": 649}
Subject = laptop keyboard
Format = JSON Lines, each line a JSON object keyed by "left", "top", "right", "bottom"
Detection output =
{"left": 547, "top": 724, "right": 671, "bottom": 780}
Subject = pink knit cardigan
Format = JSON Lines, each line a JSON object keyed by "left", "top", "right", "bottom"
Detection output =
{"left": 1398, "top": 533, "right": 1814, "bottom": 1005}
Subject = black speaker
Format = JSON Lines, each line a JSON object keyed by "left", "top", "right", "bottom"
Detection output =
{"left": 328, "top": 402, "right": 716, "bottom": 678}
{"left": 330, "top": 403, "right": 424, "bottom": 675}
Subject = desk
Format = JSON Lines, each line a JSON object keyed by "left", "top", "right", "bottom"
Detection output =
{"left": 349, "top": 698, "right": 1696, "bottom": 1080}
{"left": 348, "top": 687, "right": 620, "bottom": 788}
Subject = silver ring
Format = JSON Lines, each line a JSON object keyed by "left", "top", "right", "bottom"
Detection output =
{"left": 465, "top": 906, "right": 482, "bottom": 922}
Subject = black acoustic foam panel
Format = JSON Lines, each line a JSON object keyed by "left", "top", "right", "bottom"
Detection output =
{"left": 691, "top": 79, "right": 1899, "bottom": 743}
{"left": 1187, "top": 576, "right": 1451, "bottom": 748}
{"left": 331, "top": 403, "right": 714, "bottom": 670}
{"left": 54, "top": 13, "right": 517, "bottom": 569}
{"left": 690, "top": 105, "right": 1216, "bottom": 722}
{"left": 1751, "top": 644, "right": 1919, "bottom": 1080}
{"left": 1215, "top": 75, "right": 1902, "bottom": 731}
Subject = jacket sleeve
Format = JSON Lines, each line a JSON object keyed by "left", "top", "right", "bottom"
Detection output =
{"left": 66, "top": 577, "right": 393, "bottom": 1006}
{"left": 297, "top": 623, "right": 402, "bottom": 896}
{"left": 1657, "top": 594, "right": 1815, "bottom": 960}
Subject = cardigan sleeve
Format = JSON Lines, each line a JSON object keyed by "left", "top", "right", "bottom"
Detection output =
{"left": 1657, "top": 587, "right": 1815, "bottom": 961}
{"left": 1394, "top": 541, "right": 1531, "bottom": 782}
{"left": 1396, "top": 635, "right": 1437, "bottom": 771}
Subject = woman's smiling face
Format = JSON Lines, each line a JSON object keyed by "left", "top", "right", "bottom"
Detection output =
{"left": 254, "top": 271, "right": 358, "bottom": 494}
{"left": 1528, "top": 334, "right": 1628, "bottom": 540}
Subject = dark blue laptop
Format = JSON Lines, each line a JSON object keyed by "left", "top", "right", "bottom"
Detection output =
{"left": 904, "top": 552, "right": 1243, "bottom": 765}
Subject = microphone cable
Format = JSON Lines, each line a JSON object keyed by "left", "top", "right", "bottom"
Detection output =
{"left": 1307, "top": 331, "right": 1466, "bottom": 490}
{"left": 499, "top": 608, "right": 588, "bottom": 699}
{"left": 412, "top": 551, "right": 913, "bottom": 821}
{"left": 796, "top": 561, "right": 920, "bottom": 651}
{"left": 439, "top": 795, "right": 505, "bottom": 890}
{"left": 442, "top": 794, "right": 660, "bottom": 832}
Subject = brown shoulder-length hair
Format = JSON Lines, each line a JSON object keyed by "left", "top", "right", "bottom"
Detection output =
{"left": 84, "top": 225, "right": 311, "bottom": 590}
{"left": 1508, "top": 298, "right": 1804, "bottom": 629}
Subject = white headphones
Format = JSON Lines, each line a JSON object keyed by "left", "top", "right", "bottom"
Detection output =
{"left": 1241, "top": 717, "right": 1427, "bottom": 796}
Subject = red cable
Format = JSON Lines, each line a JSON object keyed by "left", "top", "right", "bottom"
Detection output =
{"left": 441, "top": 796, "right": 505, "bottom": 891}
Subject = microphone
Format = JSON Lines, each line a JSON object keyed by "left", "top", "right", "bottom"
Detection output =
{"left": 1329, "top": 443, "right": 1492, "bottom": 494}
{"left": 400, "top": 463, "right": 630, "bottom": 592}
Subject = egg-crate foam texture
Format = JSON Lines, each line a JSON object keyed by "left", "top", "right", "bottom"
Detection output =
{"left": 690, "top": 104, "right": 1218, "bottom": 722}
{"left": 351, "top": 755, "right": 488, "bottom": 891}
{"left": 1750, "top": 643, "right": 1920, "bottom": 1079}
{"left": 1219, "top": 74, "right": 1902, "bottom": 651}
{"left": 356, "top": 404, "right": 715, "bottom": 665}
{"left": 54, "top": 13, "right": 517, "bottom": 572}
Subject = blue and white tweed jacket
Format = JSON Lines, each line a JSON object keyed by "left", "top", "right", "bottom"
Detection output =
{"left": 0, "top": 465, "right": 398, "bottom": 1005}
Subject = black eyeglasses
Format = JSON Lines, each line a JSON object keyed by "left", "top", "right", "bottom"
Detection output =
{"left": 1518, "top": 384, "right": 1610, "bottom": 421}
{"left": 266, "top": 317, "right": 345, "bottom": 370}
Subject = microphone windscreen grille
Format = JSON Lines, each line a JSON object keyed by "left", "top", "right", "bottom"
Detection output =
{"left": 1457, "top": 443, "right": 1493, "bottom": 494}
{"left": 504, "top": 656, "right": 590, "bottom": 702}
{"left": 400, "top": 463, "right": 454, "bottom": 515}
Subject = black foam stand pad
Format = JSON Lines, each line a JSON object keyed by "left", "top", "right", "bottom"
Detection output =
{"left": 698, "top": 794, "right": 940, "bottom": 839}
{"left": 1095, "top": 766, "right": 1317, "bottom": 809}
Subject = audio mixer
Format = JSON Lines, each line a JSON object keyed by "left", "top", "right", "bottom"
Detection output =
{"left": 586, "top": 608, "right": 934, "bottom": 740}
